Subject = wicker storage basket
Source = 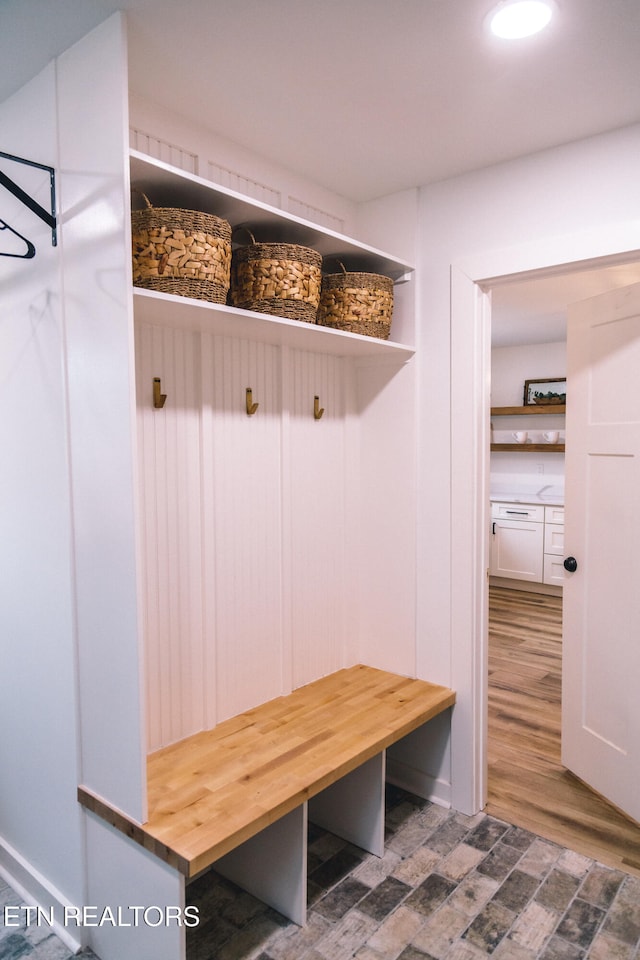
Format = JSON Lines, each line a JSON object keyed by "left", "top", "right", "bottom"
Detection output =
{"left": 230, "top": 238, "right": 322, "bottom": 324}
{"left": 317, "top": 267, "right": 394, "bottom": 340}
{"left": 131, "top": 195, "right": 232, "bottom": 303}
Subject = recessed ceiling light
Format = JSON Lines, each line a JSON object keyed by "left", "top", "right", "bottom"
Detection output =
{"left": 488, "top": 0, "right": 556, "bottom": 39}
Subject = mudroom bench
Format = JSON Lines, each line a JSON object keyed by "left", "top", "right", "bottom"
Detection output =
{"left": 78, "top": 664, "right": 455, "bottom": 926}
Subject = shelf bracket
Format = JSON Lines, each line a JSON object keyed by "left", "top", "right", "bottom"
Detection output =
{"left": 153, "top": 377, "right": 167, "bottom": 409}
{"left": 0, "top": 151, "right": 57, "bottom": 248}
{"left": 313, "top": 395, "right": 325, "bottom": 420}
{"left": 246, "top": 387, "right": 259, "bottom": 416}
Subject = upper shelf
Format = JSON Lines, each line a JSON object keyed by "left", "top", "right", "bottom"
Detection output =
{"left": 491, "top": 405, "right": 566, "bottom": 416}
{"left": 133, "top": 288, "right": 416, "bottom": 360}
{"left": 129, "top": 151, "right": 414, "bottom": 281}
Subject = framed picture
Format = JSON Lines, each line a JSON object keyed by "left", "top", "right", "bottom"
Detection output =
{"left": 523, "top": 377, "right": 567, "bottom": 406}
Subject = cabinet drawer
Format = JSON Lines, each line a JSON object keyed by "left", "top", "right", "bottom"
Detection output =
{"left": 545, "top": 505, "right": 565, "bottom": 524}
{"left": 544, "top": 553, "right": 565, "bottom": 586}
{"left": 544, "top": 523, "right": 565, "bottom": 556}
{"left": 491, "top": 502, "right": 545, "bottom": 523}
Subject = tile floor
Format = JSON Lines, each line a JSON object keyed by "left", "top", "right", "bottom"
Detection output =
{"left": 1, "top": 788, "right": 639, "bottom": 960}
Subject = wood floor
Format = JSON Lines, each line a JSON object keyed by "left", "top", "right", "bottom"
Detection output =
{"left": 486, "top": 584, "right": 640, "bottom": 878}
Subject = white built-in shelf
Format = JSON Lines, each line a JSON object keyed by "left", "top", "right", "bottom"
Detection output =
{"left": 129, "top": 151, "right": 416, "bottom": 358}
{"left": 134, "top": 288, "right": 416, "bottom": 360}
{"left": 129, "top": 151, "right": 414, "bottom": 282}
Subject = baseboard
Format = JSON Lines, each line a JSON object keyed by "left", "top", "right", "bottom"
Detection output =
{"left": 0, "top": 833, "right": 83, "bottom": 954}
{"left": 386, "top": 756, "right": 452, "bottom": 809}
{"left": 489, "top": 576, "right": 562, "bottom": 596}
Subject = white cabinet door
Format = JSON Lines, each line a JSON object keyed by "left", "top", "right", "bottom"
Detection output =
{"left": 490, "top": 518, "right": 544, "bottom": 581}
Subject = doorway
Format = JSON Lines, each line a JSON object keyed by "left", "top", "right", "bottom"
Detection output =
{"left": 482, "top": 261, "right": 640, "bottom": 876}
{"left": 448, "top": 241, "right": 640, "bottom": 820}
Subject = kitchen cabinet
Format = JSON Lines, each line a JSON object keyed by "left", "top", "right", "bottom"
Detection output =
{"left": 490, "top": 503, "right": 545, "bottom": 581}
{"left": 543, "top": 505, "right": 565, "bottom": 586}
{"left": 490, "top": 404, "right": 565, "bottom": 452}
{"left": 490, "top": 501, "right": 564, "bottom": 586}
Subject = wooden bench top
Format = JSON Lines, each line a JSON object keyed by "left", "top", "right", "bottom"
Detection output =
{"left": 78, "top": 664, "right": 455, "bottom": 878}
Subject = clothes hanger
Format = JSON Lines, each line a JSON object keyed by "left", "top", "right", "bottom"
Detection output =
{"left": 0, "top": 217, "right": 36, "bottom": 258}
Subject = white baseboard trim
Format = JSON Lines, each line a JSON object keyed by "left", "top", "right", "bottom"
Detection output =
{"left": 0, "top": 834, "right": 83, "bottom": 954}
{"left": 386, "top": 757, "right": 452, "bottom": 809}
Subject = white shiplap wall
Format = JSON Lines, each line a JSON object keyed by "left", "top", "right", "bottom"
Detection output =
{"left": 136, "top": 322, "right": 354, "bottom": 749}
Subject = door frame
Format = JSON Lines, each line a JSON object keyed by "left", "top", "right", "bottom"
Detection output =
{"left": 449, "top": 221, "right": 640, "bottom": 815}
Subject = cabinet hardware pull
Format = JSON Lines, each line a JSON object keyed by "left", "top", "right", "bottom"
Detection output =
{"left": 246, "top": 387, "right": 259, "bottom": 416}
{"left": 506, "top": 509, "right": 528, "bottom": 515}
{"left": 153, "top": 377, "right": 167, "bottom": 409}
{"left": 314, "top": 395, "right": 324, "bottom": 420}
{"left": 492, "top": 522, "right": 496, "bottom": 535}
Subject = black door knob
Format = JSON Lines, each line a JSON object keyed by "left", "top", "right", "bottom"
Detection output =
{"left": 563, "top": 556, "right": 578, "bottom": 572}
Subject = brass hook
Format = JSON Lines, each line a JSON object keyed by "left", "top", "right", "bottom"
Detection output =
{"left": 246, "top": 387, "right": 259, "bottom": 416}
{"left": 314, "top": 395, "right": 325, "bottom": 420}
{"left": 153, "top": 377, "right": 167, "bottom": 409}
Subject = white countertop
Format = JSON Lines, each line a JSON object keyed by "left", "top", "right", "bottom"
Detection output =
{"left": 490, "top": 486, "right": 564, "bottom": 507}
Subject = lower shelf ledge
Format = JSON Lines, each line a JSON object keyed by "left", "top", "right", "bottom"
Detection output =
{"left": 491, "top": 444, "right": 565, "bottom": 452}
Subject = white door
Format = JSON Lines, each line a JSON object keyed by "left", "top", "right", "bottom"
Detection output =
{"left": 562, "top": 281, "right": 640, "bottom": 823}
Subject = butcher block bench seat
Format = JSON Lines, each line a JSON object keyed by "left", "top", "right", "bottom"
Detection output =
{"left": 78, "top": 664, "right": 454, "bottom": 921}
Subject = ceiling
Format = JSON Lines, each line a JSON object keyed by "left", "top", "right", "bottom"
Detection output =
{"left": 2, "top": 0, "right": 640, "bottom": 342}
{"left": 491, "top": 259, "right": 640, "bottom": 347}
{"left": 2, "top": 0, "right": 640, "bottom": 203}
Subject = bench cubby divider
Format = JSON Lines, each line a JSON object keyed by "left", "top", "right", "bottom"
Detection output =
{"left": 214, "top": 804, "right": 308, "bottom": 925}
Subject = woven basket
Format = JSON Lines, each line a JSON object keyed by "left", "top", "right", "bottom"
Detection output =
{"left": 317, "top": 265, "right": 394, "bottom": 340}
{"left": 131, "top": 195, "right": 232, "bottom": 303}
{"left": 230, "top": 235, "right": 322, "bottom": 324}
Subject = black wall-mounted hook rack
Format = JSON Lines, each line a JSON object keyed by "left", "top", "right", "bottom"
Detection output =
{"left": 0, "top": 150, "right": 57, "bottom": 248}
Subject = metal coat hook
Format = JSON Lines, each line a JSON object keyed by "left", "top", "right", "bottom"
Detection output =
{"left": 0, "top": 150, "right": 57, "bottom": 250}
{"left": 246, "top": 387, "right": 259, "bottom": 416}
{"left": 314, "top": 395, "right": 325, "bottom": 420}
{"left": 0, "top": 218, "right": 35, "bottom": 259}
{"left": 153, "top": 377, "right": 167, "bottom": 409}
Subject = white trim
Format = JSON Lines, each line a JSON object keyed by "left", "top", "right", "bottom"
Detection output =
{"left": 449, "top": 269, "right": 491, "bottom": 815}
{"left": 0, "top": 834, "right": 83, "bottom": 954}
{"left": 450, "top": 222, "right": 640, "bottom": 816}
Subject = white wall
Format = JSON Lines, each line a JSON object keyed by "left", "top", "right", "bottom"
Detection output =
{"left": 491, "top": 341, "right": 566, "bottom": 408}
{"left": 0, "top": 16, "right": 147, "bottom": 943}
{"left": 129, "top": 93, "right": 358, "bottom": 238}
{"left": 415, "top": 122, "right": 640, "bottom": 812}
{"left": 0, "top": 65, "right": 84, "bottom": 920}
{"left": 491, "top": 341, "right": 566, "bottom": 490}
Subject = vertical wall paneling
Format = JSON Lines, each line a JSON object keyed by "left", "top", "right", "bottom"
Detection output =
{"left": 354, "top": 359, "right": 417, "bottom": 676}
{"left": 286, "top": 196, "right": 345, "bottom": 234}
{"left": 279, "top": 347, "right": 294, "bottom": 694}
{"left": 342, "top": 360, "right": 362, "bottom": 668}
{"left": 206, "top": 335, "right": 284, "bottom": 720}
{"left": 288, "top": 350, "right": 348, "bottom": 688}
{"left": 206, "top": 160, "right": 282, "bottom": 207}
{"left": 199, "top": 331, "right": 219, "bottom": 730}
{"left": 135, "top": 321, "right": 205, "bottom": 750}
{"left": 129, "top": 126, "right": 198, "bottom": 174}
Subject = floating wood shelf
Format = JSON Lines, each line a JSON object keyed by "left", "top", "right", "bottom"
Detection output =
{"left": 491, "top": 405, "right": 566, "bottom": 416}
{"left": 491, "top": 443, "right": 565, "bottom": 452}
